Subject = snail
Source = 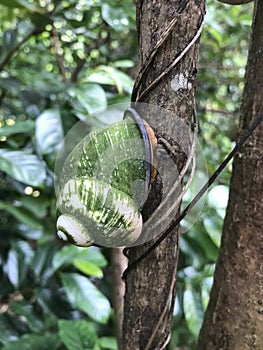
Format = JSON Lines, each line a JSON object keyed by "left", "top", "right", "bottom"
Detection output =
{"left": 56, "top": 108, "right": 157, "bottom": 247}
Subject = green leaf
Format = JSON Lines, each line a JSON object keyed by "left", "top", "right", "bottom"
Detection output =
{"left": 75, "top": 247, "right": 108, "bottom": 268}
{"left": 0, "top": 149, "right": 46, "bottom": 187}
{"left": 0, "top": 0, "right": 44, "bottom": 12}
{"left": 0, "top": 120, "right": 35, "bottom": 137}
{"left": 183, "top": 286, "right": 204, "bottom": 338}
{"left": 52, "top": 245, "right": 81, "bottom": 272}
{"left": 1, "top": 333, "right": 61, "bottom": 350}
{"left": 85, "top": 66, "right": 133, "bottom": 94}
{"left": 69, "top": 84, "right": 107, "bottom": 115}
{"left": 5, "top": 240, "right": 34, "bottom": 288}
{"left": 73, "top": 260, "right": 103, "bottom": 278}
{"left": 99, "top": 337, "right": 118, "bottom": 350}
{"left": 35, "top": 109, "right": 64, "bottom": 155}
{"left": 17, "top": 195, "right": 48, "bottom": 219}
{"left": 0, "top": 314, "right": 19, "bottom": 344}
{"left": 3, "top": 29, "right": 16, "bottom": 49}
{"left": 60, "top": 272, "right": 111, "bottom": 324}
{"left": 52, "top": 246, "right": 107, "bottom": 272}
{"left": 10, "top": 300, "right": 44, "bottom": 333}
{"left": 58, "top": 319, "right": 97, "bottom": 350}
{"left": 32, "top": 242, "right": 57, "bottom": 278}
{"left": 0, "top": 201, "right": 43, "bottom": 228}
{"left": 113, "top": 60, "right": 134, "bottom": 68}
{"left": 34, "top": 288, "right": 72, "bottom": 321}
{"left": 101, "top": 3, "right": 130, "bottom": 31}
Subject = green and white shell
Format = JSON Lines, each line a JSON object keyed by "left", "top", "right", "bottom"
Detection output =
{"left": 56, "top": 109, "right": 155, "bottom": 247}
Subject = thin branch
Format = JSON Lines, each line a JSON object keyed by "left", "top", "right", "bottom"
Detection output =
{"left": 71, "top": 57, "right": 87, "bottom": 83}
{"left": 71, "top": 33, "right": 108, "bottom": 83}
{"left": 0, "top": 29, "right": 38, "bottom": 72}
{"left": 51, "top": 25, "right": 67, "bottom": 82}
{"left": 45, "top": 0, "right": 67, "bottom": 82}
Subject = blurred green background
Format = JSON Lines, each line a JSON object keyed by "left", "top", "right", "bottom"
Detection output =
{"left": 0, "top": 0, "right": 253, "bottom": 349}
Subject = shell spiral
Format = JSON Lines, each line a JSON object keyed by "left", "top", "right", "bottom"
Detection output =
{"left": 56, "top": 110, "right": 156, "bottom": 247}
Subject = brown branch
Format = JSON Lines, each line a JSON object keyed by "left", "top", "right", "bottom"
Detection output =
{"left": 217, "top": 0, "right": 253, "bottom": 4}
{"left": 0, "top": 29, "right": 38, "bottom": 72}
{"left": 71, "top": 34, "right": 108, "bottom": 83}
{"left": 45, "top": 0, "right": 67, "bottom": 82}
{"left": 71, "top": 57, "right": 87, "bottom": 83}
{"left": 50, "top": 25, "right": 67, "bottom": 82}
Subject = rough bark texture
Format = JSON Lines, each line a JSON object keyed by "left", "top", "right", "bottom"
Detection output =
{"left": 122, "top": 1, "right": 205, "bottom": 349}
{"left": 197, "top": 1, "right": 263, "bottom": 349}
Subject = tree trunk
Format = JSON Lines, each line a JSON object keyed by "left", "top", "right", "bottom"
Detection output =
{"left": 197, "top": 1, "right": 263, "bottom": 349}
{"left": 122, "top": 1, "right": 205, "bottom": 349}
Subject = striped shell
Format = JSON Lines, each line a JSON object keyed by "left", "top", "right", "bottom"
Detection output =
{"left": 56, "top": 109, "right": 156, "bottom": 247}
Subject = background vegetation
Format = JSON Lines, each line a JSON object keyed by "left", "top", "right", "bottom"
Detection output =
{"left": 0, "top": 0, "right": 253, "bottom": 349}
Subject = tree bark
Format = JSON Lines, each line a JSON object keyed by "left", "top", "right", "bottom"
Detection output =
{"left": 197, "top": 1, "right": 263, "bottom": 349}
{"left": 111, "top": 248, "right": 127, "bottom": 349}
{"left": 122, "top": 1, "right": 205, "bottom": 349}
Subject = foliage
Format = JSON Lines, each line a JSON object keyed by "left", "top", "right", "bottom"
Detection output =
{"left": 0, "top": 0, "right": 135, "bottom": 349}
{"left": 0, "top": 0, "right": 253, "bottom": 349}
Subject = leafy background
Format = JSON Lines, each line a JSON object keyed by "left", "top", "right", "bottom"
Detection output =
{"left": 0, "top": 0, "right": 253, "bottom": 349}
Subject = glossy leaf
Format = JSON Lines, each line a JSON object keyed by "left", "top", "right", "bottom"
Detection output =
{"left": 0, "top": 149, "right": 46, "bottom": 187}
{"left": 85, "top": 66, "right": 133, "bottom": 94}
{"left": 60, "top": 272, "right": 111, "bottom": 324}
{"left": 0, "top": 120, "right": 35, "bottom": 137}
{"left": 52, "top": 245, "right": 107, "bottom": 272}
{"left": 69, "top": 84, "right": 107, "bottom": 115}
{"left": 99, "top": 337, "right": 118, "bottom": 350}
{"left": 0, "top": 201, "right": 43, "bottom": 229}
{"left": 10, "top": 300, "right": 44, "bottom": 333}
{"left": 0, "top": 314, "right": 19, "bottom": 344}
{"left": 1, "top": 333, "right": 61, "bottom": 350}
{"left": 35, "top": 109, "right": 64, "bottom": 156}
{"left": 0, "top": 0, "right": 44, "bottom": 12}
{"left": 73, "top": 260, "right": 103, "bottom": 278}
{"left": 5, "top": 240, "right": 34, "bottom": 288}
{"left": 101, "top": 3, "right": 130, "bottom": 31}
{"left": 32, "top": 242, "right": 57, "bottom": 279}
{"left": 58, "top": 319, "right": 97, "bottom": 350}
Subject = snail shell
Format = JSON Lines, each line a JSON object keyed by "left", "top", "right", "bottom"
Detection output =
{"left": 56, "top": 108, "right": 156, "bottom": 247}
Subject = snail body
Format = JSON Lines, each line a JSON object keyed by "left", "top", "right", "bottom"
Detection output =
{"left": 56, "top": 109, "right": 156, "bottom": 247}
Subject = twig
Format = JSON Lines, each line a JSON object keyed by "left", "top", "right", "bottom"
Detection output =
{"left": 51, "top": 26, "right": 67, "bottom": 82}
{"left": 71, "top": 57, "right": 87, "bottom": 83}
{"left": 0, "top": 29, "right": 38, "bottom": 72}
{"left": 45, "top": 0, "right": 67, "bottom": 82}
